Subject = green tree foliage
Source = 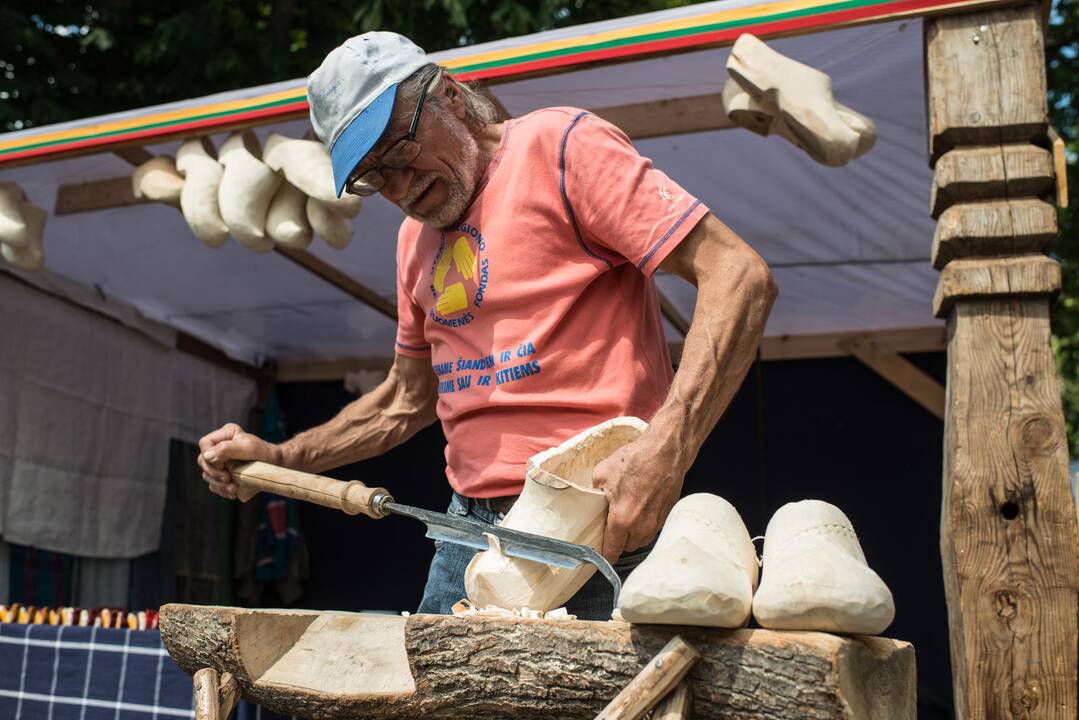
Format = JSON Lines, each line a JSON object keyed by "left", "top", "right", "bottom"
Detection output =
{"left": 0, "top": 0, "right": 698, "bottom": 131}
{"left": 1047, "top": 0, "right": 1079, "bottom": 452}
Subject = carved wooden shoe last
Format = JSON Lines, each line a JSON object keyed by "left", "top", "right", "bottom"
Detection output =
{"left": 617, "top": 493, "right": 758, "bottom": 628}
{"left": 464, "top": 417, "right": 647, "bottom": 612}
{"left": 218, "top": 130, "right": 280, "bottom": 252}
{"left": 752, "top": 500, "right": 894, "bottom": 634}
{"left": 724, "top": 35, "right": 876, "bottom": 166}
{"left": 176, "top": 138, "right": 229, "bottom": 249}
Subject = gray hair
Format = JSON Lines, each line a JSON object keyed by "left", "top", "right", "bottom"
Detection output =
{"left": 396, "top": 63, "right": 502, "bottom": 129}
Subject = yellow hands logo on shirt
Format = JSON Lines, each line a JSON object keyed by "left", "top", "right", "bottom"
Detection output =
{"left": 436, "top": 282, "right": 469, "bottom": 315}
{"left": 431, "top": 229, "right": 489, "bottom": 322}
{"left": 452, "top": 237, "right": 477, "bottom": 279}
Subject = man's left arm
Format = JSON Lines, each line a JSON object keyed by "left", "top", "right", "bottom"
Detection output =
{"left": 592, "top": 212, "right": 778, "bottom": 562}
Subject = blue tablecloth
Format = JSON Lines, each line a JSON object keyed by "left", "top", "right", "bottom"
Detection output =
{"left": 0, "top": 623, "right": 294, "bottom": 719}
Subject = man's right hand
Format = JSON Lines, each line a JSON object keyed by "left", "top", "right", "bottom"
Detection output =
{"left": 197, "top": 422, "right": 282, "bottom": 500}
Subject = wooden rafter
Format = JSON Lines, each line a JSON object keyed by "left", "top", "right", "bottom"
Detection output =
{"left": 591, "top": 93, "right": 733, "bottom": 140}
{"left": 839, "top": 337, "right": 945, "bottom": 419}
{"left": 273, "top": 246, "right": 396, "bottom": 321}
{"left": 277, "top": 326, "right": 948, "bottom": 382}
{"left": 113, "top": 146, "right": 154, "bottom": 166}
{"left": 54, "top": 176, "right": 147, "bottom": 215}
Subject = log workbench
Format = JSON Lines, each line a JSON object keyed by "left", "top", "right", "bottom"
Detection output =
{"left": 160, "top": 604, "right": 915, "bottom": 719}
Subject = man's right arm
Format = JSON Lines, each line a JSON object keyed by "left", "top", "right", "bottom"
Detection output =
{"left": 197, "top": 353, "right": 438, "bottom": 498}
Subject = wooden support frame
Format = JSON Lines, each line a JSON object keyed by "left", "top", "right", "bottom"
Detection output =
{"left": 925, "top": 5, "right": 1079, "bottom": 717}
{"left": 839, "top": 337, "right": 945, "bottom": 419}
{"left": 276, "top": 326, "right": 947, "bottom": 382}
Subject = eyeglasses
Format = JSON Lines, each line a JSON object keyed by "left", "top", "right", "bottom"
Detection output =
{"left": 344, "top": 76, "right": 434, "bottom": 197}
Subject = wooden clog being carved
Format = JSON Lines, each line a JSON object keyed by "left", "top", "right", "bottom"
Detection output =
{"left": 306, "top": 197, "right": 354, "bottom": 250}
{"left": 0, "top": 182, "right": 29, "bottom": 248}
{"left": 159, "top": 604, "right": 917, "bottom": 719}
{"left": 724, "top": 34, "right": 875, "bottom": 166}
{"left": 263, "top": 132, "right": 362, "bottom": 217}
{"left": 617, "top": 494, "right": 758, "bottom": 628}
{"left": 465, "top": 417, "right": 648, "bottom": 612}
{"left": 752, "top": 500, "right": 895, "bottom": 635}
{"left": 218, "top": 130, "right": 280, "bottom": 252}
{"left": 176, "top": 138, "right": 229, "bottom": 248}
{"left": 266, "top": 182, "right": 313, "bottom": 250}
{"left": 131, "top": 156, "right": 183, "bottom": 207}
{"left": 1, "top": 199, "right": 46, "bottom": 271}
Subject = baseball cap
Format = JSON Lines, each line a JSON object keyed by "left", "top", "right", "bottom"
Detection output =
{"left": 308, "top": 32, "right": 430, "bottom": 197}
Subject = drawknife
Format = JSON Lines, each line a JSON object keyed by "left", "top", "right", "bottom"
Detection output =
{"left": 227, "top": 461, "right": 621, "bottom": 604}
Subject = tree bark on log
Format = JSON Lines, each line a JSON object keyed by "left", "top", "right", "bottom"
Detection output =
{"left": 160, "top": 604, "right": 915, "bottom": 720}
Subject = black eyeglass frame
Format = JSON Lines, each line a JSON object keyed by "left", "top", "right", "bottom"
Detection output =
{"left": 344, "top": 75, "right": 435, "bottom": 197}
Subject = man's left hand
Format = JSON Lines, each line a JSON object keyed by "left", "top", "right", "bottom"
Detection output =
{"left": 592, "top": 435, "right": 684, "bottom": 563}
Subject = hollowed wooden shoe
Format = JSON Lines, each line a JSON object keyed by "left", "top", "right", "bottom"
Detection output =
{"left": 752, "top": 500, "right": 895, "bottom": 635}
{"left": 464, "top": 417, "right": 647, "bottom": 612}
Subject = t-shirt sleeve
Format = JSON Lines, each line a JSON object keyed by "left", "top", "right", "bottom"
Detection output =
{"left": 561, "top": 112, "right": 709, "bottom": 276}
{"left": 394, "top": 226, "right": 432, "bottom": 358}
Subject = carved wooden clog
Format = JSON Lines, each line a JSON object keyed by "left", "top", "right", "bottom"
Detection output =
{"left": 752, "top": 500, "right": 895, "bottom": 634}
{"left": 617, "top": 494, "right": 758, "bottom": 628}
{"left": 465, "top": 417, "right": 648, "bottom": 612}
{"left": 176, "top": 138, "right": 229, "bottom": 248}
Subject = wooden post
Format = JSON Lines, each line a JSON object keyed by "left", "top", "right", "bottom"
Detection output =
{"left": 926, "top": 4, "right": 1079, "bottom": 718}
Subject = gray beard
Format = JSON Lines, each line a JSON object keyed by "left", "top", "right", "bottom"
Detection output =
{"left": 402, "top": 120, "right": 484, "bottom": 229}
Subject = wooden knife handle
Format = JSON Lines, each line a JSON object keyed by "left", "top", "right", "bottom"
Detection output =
{"left": 228, "top": 461, "right": 390, "bottom": 518}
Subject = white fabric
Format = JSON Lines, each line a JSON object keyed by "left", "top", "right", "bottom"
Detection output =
{"left": 0, "top": 273, "right": 255, "bottom": 558}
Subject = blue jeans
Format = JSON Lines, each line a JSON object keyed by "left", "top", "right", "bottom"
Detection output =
{"left": 417, "top": 493, "right": 652, "bottom": 620}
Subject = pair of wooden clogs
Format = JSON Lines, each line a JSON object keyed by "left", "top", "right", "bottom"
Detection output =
{"left": 616, "top": 494, "right": 895, "bottom": 634}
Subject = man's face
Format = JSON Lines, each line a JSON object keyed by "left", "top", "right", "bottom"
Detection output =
{"left": 354, "top": 87, "right": 483, "bottom": 229}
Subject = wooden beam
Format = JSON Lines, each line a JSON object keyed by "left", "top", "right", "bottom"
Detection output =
{"left": 54, "top": 176, "right": 148, "bottom": 215}
{"left": 277, "top": 356, "right": 394, "bottom": 383}
{"left": 924, "top": 6, "right": 1048, "bottom": 164}
{"left": 273, "top": 246, "right": 397, "bottom": 321}
{"left": 278, "top": 327, "right": 948, "bottom": 382}
{"left": 759, "top": 325, "right": 947, "bottom": 361}
{"left": 652, "top": 682, "right": 693, "bottom": 720}
{"left": 926, "top": 6, "right": 1078, "bottom": 718}
{"left": 590, "top": 93, "right": 734, "bottom": 141}
{"left": 839, "top": 337, "right": 945, "bottom": 419}
{"left": 930, "top": 144, "right": 1053, "bottom": 218}
{"left": 160, "top": 604, "right": 916, "bottom": 720}
{"left": 594, "top": 635, "right": 699, "bottom": 720}
{"left": 113, "top": 146, "right": 154, "bottom": 166}
{"left": 657, "top": 291, "right": 691, "bottom": 336}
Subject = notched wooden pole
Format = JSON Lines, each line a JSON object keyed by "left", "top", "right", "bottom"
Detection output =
{"left": 926, "top": 4, "right": 1079, "bottom": 718}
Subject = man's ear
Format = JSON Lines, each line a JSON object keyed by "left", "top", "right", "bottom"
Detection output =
{"left": 441, "top": 79, "right": 468, "bottom": 120}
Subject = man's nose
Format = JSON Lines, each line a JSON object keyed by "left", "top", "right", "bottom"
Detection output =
{"left": 381, "top": 166, "right": 416, "bottom": 202}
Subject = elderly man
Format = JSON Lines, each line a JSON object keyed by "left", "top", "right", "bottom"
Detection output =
{"left": 197, "top": 31, "right": 776, "bottom": 618}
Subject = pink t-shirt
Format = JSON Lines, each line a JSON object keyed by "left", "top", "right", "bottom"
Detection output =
{"left": 395, "top": 108, "right": 709, "bottom": 497}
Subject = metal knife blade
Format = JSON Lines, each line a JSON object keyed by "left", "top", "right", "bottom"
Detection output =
{"left": 381, "top": 500, "right": 621, "bottom": 604}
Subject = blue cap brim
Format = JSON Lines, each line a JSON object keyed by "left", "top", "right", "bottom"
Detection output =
{"left": 330, "top": 83, "right": 399, "bottom": 197}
